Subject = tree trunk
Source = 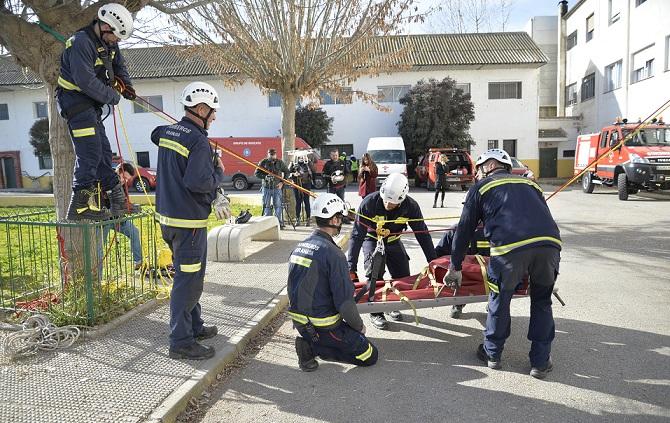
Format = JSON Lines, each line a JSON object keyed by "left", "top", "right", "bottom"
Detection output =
{"left": 280, "top": 91, "right": 297, "bottom": 158}
{"left": 46, "top": 83, "right": 75, "bottom": 220}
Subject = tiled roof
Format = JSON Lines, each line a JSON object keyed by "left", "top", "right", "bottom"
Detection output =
{"left": 0, "top": 32, "right": 547, "bottom": 86}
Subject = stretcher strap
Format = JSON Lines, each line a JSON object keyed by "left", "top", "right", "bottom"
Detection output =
{"left": 381, "top": 282, "right": 419, "bottom": 325}
{"left": 474, "top": 254, "right": 493, "bottom": 295}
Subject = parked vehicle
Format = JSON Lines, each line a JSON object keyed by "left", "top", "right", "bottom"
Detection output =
{"left": 574, "top": 118, "right": 670, "bottom": 200}
{"left": 111, "top": 156, "right": 157, "bottom": 192}
{"left": 414, "top": 147, "right": 475, "bottom": 191}
{"left": 366, "top": 137, "right": 407, "bottom": 187}
{"left": 511, "top": 157, "right": 535, "bottom": 180}
{"left": 209, "top": 137, "right": 327, "bottom": 190}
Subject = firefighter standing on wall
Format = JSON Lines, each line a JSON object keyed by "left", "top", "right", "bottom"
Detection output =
{"left": 56, "top": 3, "right": 137, "bottom": 220}
{"left": 151, "top": 82, "right": 231, "bottom": 360}
{"left": 288, "top": 193, "right": 378, "bottom": 372}
{"left": 348, "top": 173, "right": 437, "bottom": 330}
{"left": 444, "top": 148, "right": 561, "bottom": 379}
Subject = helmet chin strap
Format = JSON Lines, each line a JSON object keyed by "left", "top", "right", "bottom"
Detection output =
{"left": 187, "top": 106, "right": 214, "bottom": 130}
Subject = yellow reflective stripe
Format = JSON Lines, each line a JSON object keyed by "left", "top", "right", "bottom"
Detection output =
{"left": 72, "top": 127, "right": 95, "bottom": 137}
{"left": 356, "top": 343, "right": 374, "bottom": 361}
{"left": 94, "top": 58, "right": 103, "bottom": 66}
{"left": 490, "top": 236, "right": 562, "bottom": 256}
{"left": 180, "top": 262, "right": 201, "bottom": 273}
{"left": 487, "top": 279, "right": 500, "bottom": 294}
{"left": 289, "top": 255, "right": 312, "bottom": 268}
{"left": 476, "top": 241, "right": 490, "bottom": 248}
{"left": 58, "top": 76, "right": 81, "bottom": 91}
{"left": 474, "top": 255, "right": 490, "bottom": 295}
{"left": 287, "top": 312, "right": 309, "bottom": 325}
{"left": 65, "top": 38, "right": 73, "bottom": 48}
{"left": 288, "top": 312, "right": 340, "bottom": 327}
{"left": 156, "top": 213, "right": 208, "bottom": 228}
{"left": 159, "top": 138, "right": 190, "bottom": 158}
{"left": 479, "top": 178, "right": 543, "bottom": 196}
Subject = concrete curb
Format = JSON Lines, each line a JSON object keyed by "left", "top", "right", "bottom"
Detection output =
{"left": 146, "top": 289, "right": 288, "bottom": 423}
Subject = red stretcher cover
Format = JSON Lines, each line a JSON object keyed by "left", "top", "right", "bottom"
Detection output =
{"left": 353, "top": 255, "right": 529, "bottom": 303}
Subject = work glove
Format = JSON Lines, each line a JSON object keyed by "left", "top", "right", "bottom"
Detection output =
{"left": 213, "top": 188, "right": 232, "bottom": 220}
{"left": 443, "top": 267, "right": 462, "bottom": 290}
{"left": 349, "top": 271, "right": 359, "bottom": 283}
{"left": 113, "top": 77, "right": 137, "bottom": 100}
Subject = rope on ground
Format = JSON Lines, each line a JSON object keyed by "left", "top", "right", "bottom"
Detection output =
{"left": 1, "top": 314, "right": 80, "bottom": 360}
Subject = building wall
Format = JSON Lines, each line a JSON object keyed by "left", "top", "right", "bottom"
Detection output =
{"left": 563, "top": 0, "right": 670, "bottom": 133}
{"left": 526, "top": 16, "right": 559, "bottom": 110}
{"left": 0, "top": 66, "right": 542, "bottom": 184}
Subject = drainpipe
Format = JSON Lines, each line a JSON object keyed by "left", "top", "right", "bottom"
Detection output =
{"left": 557, "top": 0, "right": 568, "bottom": 117}
{"left": 623, "top": 0, "right": 631, "bottom": 119}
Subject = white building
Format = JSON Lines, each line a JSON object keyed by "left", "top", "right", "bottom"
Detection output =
{"left": 560, "top": 0, "right": 670, "bottom": 133}
{"left": 0, "top": 33, "right": 547, "bottom": 189}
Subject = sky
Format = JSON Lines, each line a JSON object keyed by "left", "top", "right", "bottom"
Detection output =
{"left": 413, "top": 0, "right": 580, "bottom": 33}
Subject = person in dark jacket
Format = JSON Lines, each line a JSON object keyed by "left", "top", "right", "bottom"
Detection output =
{"left": 323, "top": 149, "right": 348, "bottom": 200}
{"left": 348, "top": 173, "right": 437, "bottom": 330}
{"left": 358, "top": 153, "right": 378, "bottom": 198}
{"left": 288, "top": 155, "right": 315, "bottom": 226}
{"left": 433, "top": 154, "right": 449, "bottom": 208}
{"left": 151, "top": 81, "right": 231, "bottom": 361}
{"left": 256, "top": 149, "right": 290, "bottom": 229}
{"left": 443, "top": 148, "right": 561, "bottom": 380}
{"left": 56, "top": 3, "right": 136, "bottom": 221}
{"left": 289, "top": 193, "right": 377, "bottom": 372}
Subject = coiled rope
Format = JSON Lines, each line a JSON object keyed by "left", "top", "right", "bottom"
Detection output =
{"left": 1, "top": 315, "right": 81, "bottom": 359}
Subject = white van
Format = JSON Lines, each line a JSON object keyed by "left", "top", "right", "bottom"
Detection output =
{"left": 366, "top": 137, "right": 407, "bottom": 186}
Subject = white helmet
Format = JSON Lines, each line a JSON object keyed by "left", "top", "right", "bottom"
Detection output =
{"left": 98, "top": 4, "right": 134, "bottom": 41}
{"left": 476, "top": 148, "right": 513, "bottom": 168}
{"left": 380, "top": 173, "right": 409, "bottom": 204}
{"left": 181, "top": 82, "right": 220, "bottom": 109}
{"left": 312, "top": 193, "right": 347, "bottom": 219}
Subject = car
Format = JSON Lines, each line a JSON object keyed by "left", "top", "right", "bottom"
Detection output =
{"left": 111, "top": 156, "right": 157, "bottom": 192}
{"left": 414, "top": 147, "right": 475, "bottom": 191}
{"left": 511, "top": 157, "right": 535, "bottom": 180}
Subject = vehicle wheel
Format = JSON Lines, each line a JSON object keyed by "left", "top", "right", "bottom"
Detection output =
{"left": 617, "top": 173, "right": 629, "bottom": 201}
{"left": 461, "top": 184, "right": 468, "bottom": 192}
{"left": 134, "top": 177, "right": 150, "bottom": 193}
{"left": 582, "top": 172, "right": 595, "bottom": 193}
{"left": 313, "top": 176, "right": 326, "bottom": 190}
{"left": 232, "top": 176, "right": 249, "bottom": 191}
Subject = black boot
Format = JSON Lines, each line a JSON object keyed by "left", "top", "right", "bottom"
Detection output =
{"left": 169, "top": 342, "right": 215, "bottom": 360}
{"left": 67, "top": 186, "right": 111, "bottom": 221}
{"left": 195, "top": 325, "right": 218, "bottom": 341}
{"left": 295, "top": 337, "right": 319, "bottom": 372}
{"left": 106, "top": 182, "right": 127, "bottom": 217}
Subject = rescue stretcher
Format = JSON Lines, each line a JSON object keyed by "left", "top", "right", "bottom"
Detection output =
{"left": 354, "top": 255, "right": 563, "bottom": 317}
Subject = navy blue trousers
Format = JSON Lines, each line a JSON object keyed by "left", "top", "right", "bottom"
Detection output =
{"left": 484, "top": 246, "right": 560, "bottom": 367}
{"left": 59, "top": 97, "right": 118, "bottom": 191}
{"left": 362, "top": 240, "right": 410, "bottom": 281}
{"left": 297, "top": 322, "right": 378, "bottom": 366}
{"left": 161, "top": 226, "right": 207, "bottom": 348}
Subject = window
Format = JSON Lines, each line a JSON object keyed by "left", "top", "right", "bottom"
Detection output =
{"left": 455, "top": 83, "right": 471, "bottom": 95}
{"left": 488, "top": 140, "right": 498, "bottom": 149}
{"left": 563, "top": 150, "right": 576, "bottom": 158}
{"left": 0, "top": 104, "right": 8, "bottom": 120}
{"left": 34, "top": 102, "right": 48, "bottom": 119}
{"left": 635, "top": 0, "right": 646, "bottom": 6}
{"left": 133, "top": 95, "right": 163, "bottom": 113}
{"left": 581, "top": 73, "right": 595, "bottom": 101}
{"left": 540, "top": 106, "right": 557, "bottom": 118}
{"left": 567, "top": 31, "right": 577, "bottom": 50}
{"left": 377, "top": 85, "right": 410, "bottom": 103}
{"left": 605, "top": 60, "right": 622, "bottom": 92}
{"left": 488, "top": 82, "right": 522, "bottom": 99}
{"left": 320, "top": 88, "right": 352, "bottom": 105}
{"left": 38, "top": 154, "right": 53, "bottom": 170}
{"left": 503, "top": 139, "right": 517, "bottom": 157}
{"left": 600, "top": 130, "right": 609, "bottom": 148}
{"left": 632, "top": 45, "right": 655, "bottom": 83}
{"left": 609, "top": 0, "right": 621, "bottom": 25}
{"left": 586, "top": 14, "right": 594, "bottom": 42}
{"left": 565, "top": 83, "right": 577, "bottom": 106}
{"left": 136, "top": 151, "right": 150, "bottom": 168}
{"left": 609, "top": 130, "right": 620, "bottom": 147}
{"left": 268, "top": 91, "right": 281, "bottom": 107}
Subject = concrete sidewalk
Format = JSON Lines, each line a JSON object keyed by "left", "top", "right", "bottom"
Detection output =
{"left": 0, "top": 226, "right": 314, "bottom": 423}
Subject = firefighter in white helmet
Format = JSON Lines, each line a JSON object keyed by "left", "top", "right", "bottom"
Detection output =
{"left": 150, "top": 81, "right": 231, "bottom": 360}
{"left": 347, "top": 173, "right": 437, "bottom": 330}
{"left": 288, "top": 193, "right": 378, "bottom": 371}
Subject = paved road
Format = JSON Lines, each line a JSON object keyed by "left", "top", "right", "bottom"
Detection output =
{"left": 190, "top": 184, "right": 670, "bottom": 423}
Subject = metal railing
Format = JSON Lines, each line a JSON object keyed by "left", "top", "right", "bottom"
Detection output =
{"left": 0, "top": 209, "right": 165, "bottom": 326}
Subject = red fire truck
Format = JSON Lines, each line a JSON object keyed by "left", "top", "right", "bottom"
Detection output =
{"left": 574, "top": 118, "right": 670, "bottom": 200}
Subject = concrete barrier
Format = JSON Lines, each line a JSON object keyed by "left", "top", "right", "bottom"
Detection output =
{"left": 207, "top": 216, "right": 280, "bottom": 262}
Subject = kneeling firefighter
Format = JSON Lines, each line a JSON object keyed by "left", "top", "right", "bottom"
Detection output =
{"left": 56, "top": 3, "right": 137, "bottom": 220}
{"left": 288, "top": 193, "right": 378, "bottom": 371}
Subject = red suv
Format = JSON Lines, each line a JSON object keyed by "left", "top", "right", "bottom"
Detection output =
{"left": 112, "top": 156, "right": 157, "bottom": 192}
{"left": 414, "top": 147, "right": 475, "bottom": 191}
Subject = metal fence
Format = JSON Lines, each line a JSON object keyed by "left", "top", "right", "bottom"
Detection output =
{"left": 0, "top": 209, "right": 166, "bottom": 325}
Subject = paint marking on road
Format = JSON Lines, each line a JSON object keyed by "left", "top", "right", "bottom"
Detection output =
{"left": 625, "top": 379, "right": 670, "bottom": 386}
{"left": 241, "top": 379, "right": 294, "bottom": 394}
